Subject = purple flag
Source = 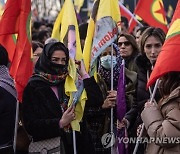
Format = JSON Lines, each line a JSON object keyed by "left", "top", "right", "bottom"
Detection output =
{"left": 116, "top": 59, "right": 128, "bottom": 154}
{"left": 117, "top": 59, "right": 126, "bottom": 121}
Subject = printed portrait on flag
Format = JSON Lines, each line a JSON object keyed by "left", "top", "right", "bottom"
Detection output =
{"left": 67, "top": 25, "right": 76, "bottom": 59}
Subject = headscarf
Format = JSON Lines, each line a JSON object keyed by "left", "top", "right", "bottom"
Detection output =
{"left": 0, "top": 65, "right": 17, "bottom": 99}
{"left": 98, "top": 43, "right": 122, "bottom": 90}
{"left": 31, "top": 42, "right": 69, "bottom": 86}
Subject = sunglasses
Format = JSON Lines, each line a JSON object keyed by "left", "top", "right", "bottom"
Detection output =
{"left": 118, "top": 41, "right": 131, "bottom": 47}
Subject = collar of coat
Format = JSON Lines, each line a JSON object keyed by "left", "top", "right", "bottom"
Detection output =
{"left": 160, "top": 86, "right": 180, "bottom": 107}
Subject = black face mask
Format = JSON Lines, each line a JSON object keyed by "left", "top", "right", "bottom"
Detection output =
{"left": 50, "top": 62, "right": 68, "bottom": 75}
{"left": 35, "top": 42, "right": 69, "bottom": 76}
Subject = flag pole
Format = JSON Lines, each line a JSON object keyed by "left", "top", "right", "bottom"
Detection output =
{"left": 129, "top": 14, "right": 143, "bottom": 28}
{"left": 73, "top": 130, "right": 77, "bottom": 154}
{"left": 133, "top": 79, "right": 160, "bottom": 154}
{"left": 13, "top": 100, "right": 19, "bottom": 153}
{"left": 110, "top": 43, "right": 114, "bottom": 154}
{"left": 134, "top": 0, "right": 137, "bottom": 11}
{"left": 72, "top": 96, "right": 78, "bottom": 154}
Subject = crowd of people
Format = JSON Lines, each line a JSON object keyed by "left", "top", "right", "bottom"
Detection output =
{"left": 0, "top": 15, "right": 180, "bottom": 154}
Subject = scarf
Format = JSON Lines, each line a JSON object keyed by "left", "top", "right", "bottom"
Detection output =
{"left": 0, "top": 65, "right": 17, "bottom": 99}
{"left": 30, "top": 42, "right": 70, "bottom": 108}
{"left": 31, "top": 72, "right": 68, "bottom": 86}
{"left": 98, "top": 44, "right": 122, "bottom": 90}
{"left": 35, "top": 42, "right": 69, "bottom": 75}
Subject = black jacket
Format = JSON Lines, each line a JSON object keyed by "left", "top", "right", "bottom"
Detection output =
{"left": 22, "top": 77, "right": 101, "bottom": 154}
{"left": 125, "top": 55, "right": 161, "bottom": 128}
{"left": 0, "top": 87, "right": 16, "bottom": 149}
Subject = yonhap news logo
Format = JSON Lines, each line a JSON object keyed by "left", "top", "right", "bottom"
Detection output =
{"left": 101, "top": 134, "right": 180, "bottom": 146}
{"left": 101, "top": 133, "right": 115, "bottom": 148}
{"left": 117, "top": 137, "right": 180, "bottom": 144}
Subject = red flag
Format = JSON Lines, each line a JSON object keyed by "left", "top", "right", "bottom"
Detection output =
{"left": 135, "top": 0, "right": 168, "bottom": 33}
{"left": 119, "top": 2, "right": 142, "bottom": 33}
{"left": 0, "top": 0, "right": 20, "bottom": 62}
{"left": 0, "top": 0, "right": 20, "bottom": 34}
{"left": 0, "top": 0, "right": 33, "bottom": 102}
{"left": 147, "top": 0, "right": 180, "bottom": 88}
{"left": 0, "top": 34, "right": 16, "bottom": 61}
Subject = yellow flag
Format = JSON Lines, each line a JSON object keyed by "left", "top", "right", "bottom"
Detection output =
{"left": 0, "top": 3, "right": 4, "bottom": 17}
{"left": 83, "top": 0, "right": 121, "bottom": 74}
{"left": 52, "top": 0, "right": 87, "bottom": 131}
{"left": 74, "top": 0, "right": 85, "bottom": 13}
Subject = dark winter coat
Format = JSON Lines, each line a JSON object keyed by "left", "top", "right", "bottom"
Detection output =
{"left": 0, "top": 87, "right": 16, "bottom": 151}
{"left": 22, "top": 77, "right": 100, "bottom": 154}
{"left": 125, "top": 55, "right": 161, "bottom": 129}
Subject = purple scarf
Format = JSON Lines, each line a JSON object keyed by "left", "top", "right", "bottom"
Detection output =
{"left": 0, "top": 65, "right": 17, "bottom": 99}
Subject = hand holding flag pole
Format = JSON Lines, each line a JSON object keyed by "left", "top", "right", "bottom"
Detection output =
{"left": 52, "top": 0, "right": 87, "bottom": 153}
{"left": 71, "top": 60, "right": 88, "bottom": 154}
{"left": 134, "top": 0, "right": 180, "bottom": 153}
{"left": 133, "top": 79, "right": 160, "bottom": 154}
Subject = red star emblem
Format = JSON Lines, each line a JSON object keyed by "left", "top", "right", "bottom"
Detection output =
{"left": 155, "top": 1, "right": 166, "bottom": 22}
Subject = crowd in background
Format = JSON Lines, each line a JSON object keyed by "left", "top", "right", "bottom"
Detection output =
{"left": 0, "top": 14, "right": 180, "bottom": 154}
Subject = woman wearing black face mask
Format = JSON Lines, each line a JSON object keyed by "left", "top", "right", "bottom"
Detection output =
{"left": 22, "top": 42, "right": 98, "bottom": 154}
